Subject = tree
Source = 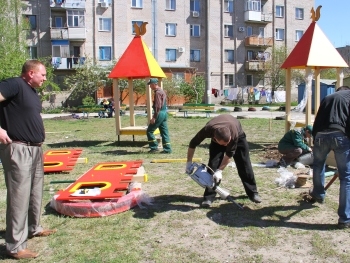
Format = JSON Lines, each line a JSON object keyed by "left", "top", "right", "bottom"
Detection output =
{"left": 162, "top": 77, "right": 182, "bottom": 106}
{"left": 0, "top": 0, "right": 30, "bottom": 80}
{"left": 261, "top": 46, "right": 303, "bottom": 91}
{"left": 133, "top": 79, "right": 146, "bottom": 105}
{"left": 320, "top": 68, "right": 337, "bottom": 79}
{"left": 179, "top": 75, "right": 206, "bottom": 103}
{"left": 63, "top": 57, "right": 112, "bottom": 100}
{"left": 36, "top": 57, "right": 60, "bottom": 103}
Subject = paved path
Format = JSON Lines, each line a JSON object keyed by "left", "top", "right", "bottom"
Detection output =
{"left": 41, "top": 106, "right": 313, "bottom": 121}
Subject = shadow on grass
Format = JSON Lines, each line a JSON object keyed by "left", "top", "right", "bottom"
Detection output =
{"left": 47, "top": 140, "right": 149, "bottom": 149}
{"left": 206, "top": 200, "right": 337, "bottom": 231}
{"left": 132, "top": 195, "right": 337, "bottom": 231}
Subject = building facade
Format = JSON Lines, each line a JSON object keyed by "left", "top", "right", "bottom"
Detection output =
{"left": 22, "top": 0, "right": 314, "bottom": 103}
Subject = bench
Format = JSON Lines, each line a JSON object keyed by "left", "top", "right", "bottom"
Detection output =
{"left": 78, "top": 105, "right": 127, "bottom": 118}
{"left": 179, "top": 103, "right": 216, "bottom": 118}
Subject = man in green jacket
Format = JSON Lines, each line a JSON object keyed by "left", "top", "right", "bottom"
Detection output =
{"left": 278, "top": 125, "right": 313, "bottom": 167}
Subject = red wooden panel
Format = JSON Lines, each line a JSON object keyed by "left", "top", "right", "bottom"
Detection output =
{"left": 55, "top": 160, "right": 144, "bottom": 201}
{"left": 44, "top": 149, "right": 83, "bottom": 173}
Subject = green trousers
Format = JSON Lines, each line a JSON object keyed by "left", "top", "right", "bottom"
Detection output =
{"left": 147, "top": 110, "right": 172, "bottom": 152}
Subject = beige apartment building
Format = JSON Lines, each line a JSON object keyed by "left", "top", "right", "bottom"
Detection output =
{"left": 22, "top": 0, "right": 313, "bottom": 103}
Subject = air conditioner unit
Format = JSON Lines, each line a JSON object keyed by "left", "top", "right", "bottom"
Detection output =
{"left": 192, "top": 11, "right": 199, "bottom": 17}
{"left": 100, "top": 2, "right": 108, "bottom": 8}
{"left": 238, "top": 27, "right": 245, "bottom": 32}
{"left": 178, "top": 47, "right": 185, "bottom": 53}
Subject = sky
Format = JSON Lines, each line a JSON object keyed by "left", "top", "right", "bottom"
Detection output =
{"left": 315, "top": 0, "right": 350, "bottom": 48}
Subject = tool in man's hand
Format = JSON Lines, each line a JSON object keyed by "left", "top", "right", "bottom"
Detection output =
{"left": 186, "top": 163, "right": 243, "bottom": 209}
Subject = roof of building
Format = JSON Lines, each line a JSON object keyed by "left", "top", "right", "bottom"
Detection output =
{"left": 281, "top": 22, "right": 348, "bottom": 69}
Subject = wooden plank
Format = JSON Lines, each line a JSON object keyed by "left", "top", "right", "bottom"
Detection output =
{"left": 151, "top": 158, "right": 202, "bottom": 163}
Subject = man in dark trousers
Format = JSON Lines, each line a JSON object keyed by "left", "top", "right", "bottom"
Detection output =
{"left": 185, "top": 114, "right": 261, "bottom": 207}
{"left": 146, "top": 78, "right": 172, "bottom": 153}
{"left": 0, "top": 60, "right": 57, "bottom": 259}
{"left": 310, "top": 85, "right": 350, "bottom": 229}
{"left": 278, "top": 125, "right": 313, "bottom": 167}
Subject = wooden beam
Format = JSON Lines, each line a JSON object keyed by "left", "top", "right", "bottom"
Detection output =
{"left": 151, "top": 158, "right": 202, "bottom": 163}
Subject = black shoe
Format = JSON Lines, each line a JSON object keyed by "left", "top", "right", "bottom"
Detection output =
{"left": 309, "top": 191, "right": 325, "bottom": 204}
{"left": 279, "top": 158, "right": 288, "bottom": 168}
{"left": 337, "top": 222, "right": 350, "bottom": 229}
{"left": 160, "top": 150, "right": 172, "bottom": 154}
{"left": 249, "top": 193, "right": 262, "bottom": 203}
{"left": 148, "top": 149, "right": 160, "bottom": 153}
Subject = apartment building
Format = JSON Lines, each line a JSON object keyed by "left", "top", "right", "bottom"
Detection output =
{"left": 22, "top": 0, "right": 313, "bottom": 102}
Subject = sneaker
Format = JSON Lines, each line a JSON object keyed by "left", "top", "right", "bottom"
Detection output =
{"left": 337, "top": 222, "right": 350, "bottom": 229}
{"left": 160, "top": 150, "right": 172, "bottom": 154}
{"left": 249, "top": 193, "right": 262, "bottom": 203}
{"left": 201, "top": 199, "right": 212, "bottom": 208}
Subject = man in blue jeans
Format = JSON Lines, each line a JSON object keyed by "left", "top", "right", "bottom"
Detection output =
{"left": 310, "top": 85, "right": 350, "bottom": 229}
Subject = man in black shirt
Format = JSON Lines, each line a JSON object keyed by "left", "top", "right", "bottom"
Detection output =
{"left": 0, "top": 60, "right": 56, "bottom": 259}
{"left": 310, "top": 86, "right": 350, "bottom": 229}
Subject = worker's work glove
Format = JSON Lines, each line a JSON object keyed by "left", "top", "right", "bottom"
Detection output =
{"left": 213, "top": 170, "right": 223, "bottom": 184}
{"left": 185, "top": 162, "right": 194, "bottom": 174}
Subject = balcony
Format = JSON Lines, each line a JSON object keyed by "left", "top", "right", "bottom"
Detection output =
{"left": 50, "top": 27, "right": 86, "bottom": 40}
{"left": 245, "top": 36, "right": 273, "bottom": 47}
{"left": 245, "top": 60, "right": 265, "bottom": 71}
{"left": 50, "top": 0, "right": 86, "bottom": 9}
{"left": 52, "top": 57, "right": 86, "bottom": 70}
{"left": 244, "top": 11, "right": 272, "bottom": 23}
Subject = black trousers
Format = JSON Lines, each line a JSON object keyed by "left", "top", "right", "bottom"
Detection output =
{"left": 204, "top": 133, "right": 258, "bottom": 199}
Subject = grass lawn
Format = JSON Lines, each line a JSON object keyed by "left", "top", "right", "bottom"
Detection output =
{"left": 0, "top": 114, "right": 348, "bottom": 263}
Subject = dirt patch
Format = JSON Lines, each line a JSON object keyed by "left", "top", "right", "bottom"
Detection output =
{"left": 262, "top": 144, "right": 282, "bottom": 160}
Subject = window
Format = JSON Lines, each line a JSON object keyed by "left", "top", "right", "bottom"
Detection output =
{"left": 247, "top": 50, "right": 254, "bottom": 61}
{"left": 67, "top": 10, "right": 85, "bottom": 27}
{"left": 224, "top": 0, "right": 234, "bottom": 13}
{"left": 295, "top": 30, "right": 303, "bottom": 41}
{"left": 52, "top": 45, "right": 69, "bottom": 57}
{"left": 190, "top": 49, "right": 201, "bottom": 62}
{"left": 295, "top": 8, "right": 304, "bottom": 20}
{"left": 99, "top": 46, "right": 112, "bottom": 61}
{"left": 54, "top": 17, "right": 63, "bottom": 28}
{"left": 245, "top": 0, "right": 261, "bottom": 12}
{"left": 259, "top": 27, "right": 264, "bottom": 37}
{"left": 131, "top": 20, "right": 143, "bottom": 34}
{"left": 225, "top": 74, "right": 234, "bottom": 86}
{"left": 224, "top": 25, "right": 233, "bottom": 37}
{"left": 166, "top": 0, "right": 176, "bottom": 10}
{"left": 275, "top": 28, "right": 285, "bottom": 40}
{"left": 25, "top": 15, "right": 37, "bottom": 30}
{"left": 190, "top": 24, "right": 200, "bottom": 37}
{"left": 27, "top": 46, "right": 37, "bottom": 59}
{"left": 99, "top": 18, "right": 112, "bottom": 31}
{"left": 131, "top": 0, "right": 142, "bottom": 8}
{"left": 225, "top": 50, "right": 234, "bottom": 63}
{"left": 190, "top": 0, "right": 200, "bottom": 12}
{"left": 276, "top": 6, "right": 284, "bottom": 18}
{"left": 165, "top": 23, "right": 176, "bottom": 36}
{"left": 258, "top": 79, "right": 264, "bottom": 87}
{"left": 173, "top": 72, "right": 184, "bottom": 80}
{"left": 246, "top": 26, "right": 253, "bottom": 36}
{"left": 247, "top": 75, "right": 253, "bottom": 86}
{"left": 166, "top": 49, "right": 177, "bottom": 61}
